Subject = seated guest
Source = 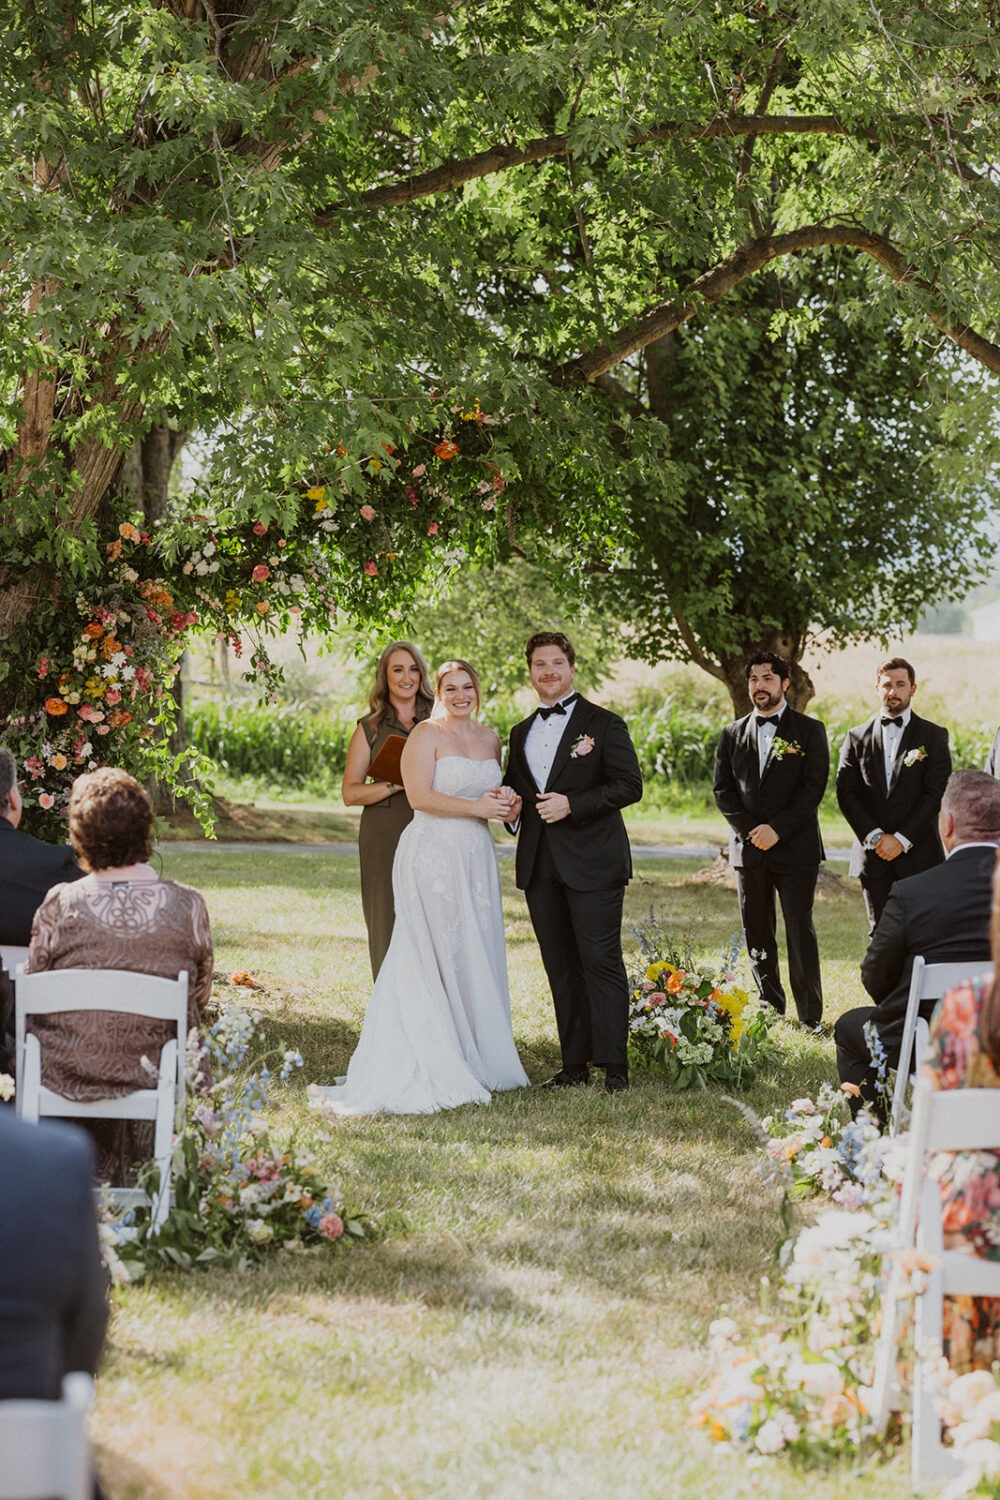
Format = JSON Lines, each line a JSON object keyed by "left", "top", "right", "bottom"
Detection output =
{"left": 0, "top": 745, "right": 82, "bottom": 1060}
{"left": 834, "top": 770, "right": 1000, "bottom": 1119}
{"left": 923, "top": 860, "right": 1000, "bottom": 1372}
{"left": 26, "top": 767, "right": 213, "bottom": 1182}
{"left": 0, "top": 1108, "right": 108, "bottom": 1399}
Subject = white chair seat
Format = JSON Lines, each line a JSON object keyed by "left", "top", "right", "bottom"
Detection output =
{"left": 15, "top": 967, "right": 189, "bottom": 1231}
{"left": 0, "top": 1371, "right": 95, "bottom": 1500}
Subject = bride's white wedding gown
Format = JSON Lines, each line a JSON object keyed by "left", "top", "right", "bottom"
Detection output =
{"left": 310, "top": 756, "right": 528, "bottom": 1115}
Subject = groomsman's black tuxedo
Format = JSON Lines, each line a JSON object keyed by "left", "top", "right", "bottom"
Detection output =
{"left": 713, "top": 705, "right": 829, "bottom": 1024}
{"left": 836, "top": 711, "right": 951, "bottom": 931}
{"left": 505, "top": 698, "right": 642, "bottom": 1076}
{"left": 834, "top": 843, "right": 996, "bottom": 1116}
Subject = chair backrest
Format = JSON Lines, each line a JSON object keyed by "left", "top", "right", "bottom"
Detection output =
{"left": 889, "top": 958, "right": 995, "bottom": 1134}
{"left": 0, "top": 1371, "right": 94, "bottom": 1500}
{"left": 14, "top": 967, "right": 189, "bottom": 1124}
{"left": 897, "top": 1077, "right": 1000, "bottom": 1247}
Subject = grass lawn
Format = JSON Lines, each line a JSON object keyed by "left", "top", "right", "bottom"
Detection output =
{"left": 93, "top": 849, "right": 905, "bottom": 1499}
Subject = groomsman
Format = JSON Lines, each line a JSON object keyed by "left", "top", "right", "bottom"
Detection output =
{"left": 505, "top": 632, "right": 643, "bottom": 1092}
{"left": 713, "top": 652, "right": 829, "bottom": 1030}
{"left": 836, "top": 658, "right": 951, "bottom": 933}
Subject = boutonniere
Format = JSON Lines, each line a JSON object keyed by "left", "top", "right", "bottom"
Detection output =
{"left": 769, "top": 737, "right": 802, "bottom": 760}
{"left": 903, "top": 746, "right": 927, "bottom": 767}
{"left": 570, "top": 733, "right": 596, "bottom": 758}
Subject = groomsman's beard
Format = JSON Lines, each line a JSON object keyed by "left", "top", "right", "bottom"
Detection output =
{"left": 753, "top": 689, "right": 784, "bottom": 713}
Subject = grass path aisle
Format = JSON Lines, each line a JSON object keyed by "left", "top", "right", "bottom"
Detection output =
{"left": 95, "top": 852, "right": 905, "bottom": 1498}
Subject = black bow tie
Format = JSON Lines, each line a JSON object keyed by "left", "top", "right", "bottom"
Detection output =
{"left": 880, "top": 715, "right": 903, "bottom": 728}
{"left": 538, "top": 694, "right": 578, "bottom": 721}
{"left": 755, "top": 714, "right": 779, "bottom": 729}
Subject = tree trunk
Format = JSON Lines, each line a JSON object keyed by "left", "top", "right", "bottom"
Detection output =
{"left": 121, "top": 424, "right": 190, "bottom": 814}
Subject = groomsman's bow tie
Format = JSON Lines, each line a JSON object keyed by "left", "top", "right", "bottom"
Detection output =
{"left": 880, "top": 715, "right": 904, "bottom": 727}
{"left": 538, "top": 694, "right": 578, "bottom": 720}
{"left": 754, "top": 714, "right": 779, "bottom": 729}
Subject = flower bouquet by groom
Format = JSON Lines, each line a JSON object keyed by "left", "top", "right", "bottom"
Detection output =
{"left": 504, "top": 632, "right": 643, "bottom": 1093}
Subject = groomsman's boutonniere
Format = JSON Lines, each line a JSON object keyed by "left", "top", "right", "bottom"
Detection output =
{"left": 570, "top": 733, "right": 596, "bottom": 758}
{"left": 769, "top": 737, "right": 802, "bottom": 760}
{"left": 903, "top": 746, "right": 927, "bottom": 767}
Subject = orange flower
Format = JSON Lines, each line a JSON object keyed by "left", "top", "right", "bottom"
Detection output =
{"left": 107, "top": 709, "right": 133, "bottom": 729}
{"left": 666, "top": 970, "right": 685, "bottom": 994}
{"left": 82, "top": 622, "right": 104, "bottom": 640}
{"left": 44, "top": 697, "right": 69, "bottom": 716}
{"left": 434, "top": 440, "right": 459, "bottom": 460}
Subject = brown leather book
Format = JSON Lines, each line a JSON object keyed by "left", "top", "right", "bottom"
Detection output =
{"left": 367, "top": 733, "right": 407, "bottom": 783}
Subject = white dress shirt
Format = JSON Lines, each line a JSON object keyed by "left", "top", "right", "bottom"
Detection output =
{"left": 755, "top": 708, "right": 784, "bottom": 777}
{"left": 524, "top": 696, "right": 578, "bottom": 791}
{"left": 881, "top": 706, "right": 911, "bottom": 785}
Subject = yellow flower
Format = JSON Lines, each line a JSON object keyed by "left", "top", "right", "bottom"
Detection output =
{"left": 50, "top": 753, "right": 68, "bottom": 771}
{"left": 305, "top": 487, "right": 325, "bottom": 501}
{"left": 646, "top": 960, "right": 672, "bottom": 982}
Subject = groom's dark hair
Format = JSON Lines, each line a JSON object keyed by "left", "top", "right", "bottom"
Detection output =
{"left": 525, "top": 632, "right": 576, "bottom": 667}
{"left": 745, "top": 650, "right": 790, "bottom": 681}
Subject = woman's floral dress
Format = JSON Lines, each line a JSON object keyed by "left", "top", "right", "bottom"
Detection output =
{"left": 925, "top": 976, "right": 1000, "bottom": 1373}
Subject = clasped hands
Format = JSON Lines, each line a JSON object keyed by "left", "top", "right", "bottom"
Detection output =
{"left": 872, "top": 832, "right": 904, "bottom": 861}
{"left": 747, "top": 822, "right": 780, "bottom": 851}
{"left": 483, "top": 785, "right": 522, "bottom": 821}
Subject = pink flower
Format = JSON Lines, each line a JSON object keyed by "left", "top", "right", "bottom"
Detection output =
{"left": 364, "top": 561, "right": 378, "bottom": 576}
{"left": 360, "top": 505, "right": 376, "bottom": 521}
{"left": 38, "top": 792, "right": 54, "bottom": 809}
{"left": 571, "top": 734, "right": 596, "bottom": 758}
{"left": 77, "top": 704, "right": 105, "bottom": 724}
{"left": 36, "top": 657, "right": 50, "bottom": 678}
{"left": 427, "top": 521, "right": 439, "bottom": 536}
{"left": 318, "top": 1213, "right": 344, "bottom": 1242}
{"left": 411, "top": 464, "right": 426, "bottom": 477}
{"left": 95, "top": 724, "right": 111, "bottom": 736}
{"left": 252, "top": 564, "right": 270, "bottom": 583}
{"left": 253, "top": 521, "right": 267, "bottom": 535}
{"left": 105, "top": 688, "right": 122, "bottom": 706}
{"left": 24, "top": 757, "right": 44, "bottom": 779}
{"left": 482, "top": 497, "right": 496, "bottom": 511}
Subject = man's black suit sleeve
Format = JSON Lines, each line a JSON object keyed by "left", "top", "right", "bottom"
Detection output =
{"left": 713, "top": 726, "right": 756, "bottom": 837}
{"left": 835, "top": 728, "right": 874, "bottom": 841}
{"left": 860, "top": 888, "right": 908, "bottom": 1003}
{"left": 62, "top": 1134, "right": 109, "bottom": 1380}
{"left": 769, "top": 716, "right": 829, "bottom": 843}
{"left": 896, "top": 722, "right": 951, "bottom": 845}
{"left": 566, "top": 715, "right": 642, "bottom": 824}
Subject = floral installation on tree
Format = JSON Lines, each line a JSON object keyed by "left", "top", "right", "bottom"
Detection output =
{"left": 104, "top": 992, "right": 373, "bottom": 1278}
{"left": 5, "top": 522, "right": 212, "bottom": 840}
{"left": 627, "top": 924, "right": 774, "bottom": 1089}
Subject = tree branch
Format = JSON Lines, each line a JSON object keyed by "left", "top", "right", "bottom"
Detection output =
{"left": 553, "top": 226, "right": 1000, "bottom": 382}
{"left": 314, "top": 106, "right": 989, "bottom": 221}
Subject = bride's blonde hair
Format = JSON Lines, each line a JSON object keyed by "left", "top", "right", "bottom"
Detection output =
{"left": 434, "top": 659, "right": 482, "bottom": 716}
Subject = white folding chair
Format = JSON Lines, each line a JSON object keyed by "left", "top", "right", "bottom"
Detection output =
{"left": 14, "top": 967, "right": 189, "bottom": 1231}
{"left": 0, "top": 1371, "right": 95, "bottom": 1500}
{"left": 889, "top": 959, "right": 994, "bottom": 1135}
{"left": 0, "top": 946, "right": 30, "bottom": 980}
{"left": 872, "top": 1078, "right": 1000, "bottom": 1487}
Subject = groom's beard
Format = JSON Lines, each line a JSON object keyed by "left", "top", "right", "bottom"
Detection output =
{"left": 752, "top": 688, "right": 783, "bottom": 713}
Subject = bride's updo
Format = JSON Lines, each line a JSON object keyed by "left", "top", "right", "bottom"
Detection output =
{"left": 434, "top": 659, "right": 482, "bottom": 714}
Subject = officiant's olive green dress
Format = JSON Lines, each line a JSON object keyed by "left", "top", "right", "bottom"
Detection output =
{"left": 358, "top": 707, "right": 429, "bottom": 978}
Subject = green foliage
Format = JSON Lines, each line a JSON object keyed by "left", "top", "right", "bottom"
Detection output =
{"left": 187, "top": 702, "right": 355, "bottom": 792}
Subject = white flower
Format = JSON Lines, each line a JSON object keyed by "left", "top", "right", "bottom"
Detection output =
{"left": 203, "top": 541, "right": 216, "bottom": 556}
{"left": 119, "top": 665, "right": 136, "bottom": 680}
{"left": 0, "top": 1073, "right": 14, "bottom": 1102}
{"left": 754, "top": 1418, "right": 788, "bottom": 1453}
{"left": 246, "top": 1218, "right": 274, "bottom": 1245}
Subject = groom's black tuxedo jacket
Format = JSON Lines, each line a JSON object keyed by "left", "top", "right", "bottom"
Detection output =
{"left": 713, "top": 706, "right": 828, "bottom": 871}
{"left": 836, "top": 712, "right": 950, "bottom": 879}
{"left": 504, "top": 698, "right": 642, "bottom": 892}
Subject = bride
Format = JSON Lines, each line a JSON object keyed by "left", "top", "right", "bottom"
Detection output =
{"left": 310, "top": 659, "right": 529, "bottom": 1115}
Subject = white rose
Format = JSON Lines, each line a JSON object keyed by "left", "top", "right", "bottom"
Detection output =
{"left": 246, "top": 1218, "right": 273, "bottom": 1245}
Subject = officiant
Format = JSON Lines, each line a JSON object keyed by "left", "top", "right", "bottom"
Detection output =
{"left": 341, "top": 642, "right": 434, "bottom": 977}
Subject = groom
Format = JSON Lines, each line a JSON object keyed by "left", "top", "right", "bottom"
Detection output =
{"left": 504, "top": 632, "right": 643, "bottom": 1092}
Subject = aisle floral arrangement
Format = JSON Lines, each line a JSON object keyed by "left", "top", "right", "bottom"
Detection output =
{"left": 693, "top": 1085, "right": 906, "bottom": 1463}
{"left": 104, "top": 994, "right": 372, "bottom": 1280}
{"left": 627, "top": 926, "right": 774, "bottom": 1089}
